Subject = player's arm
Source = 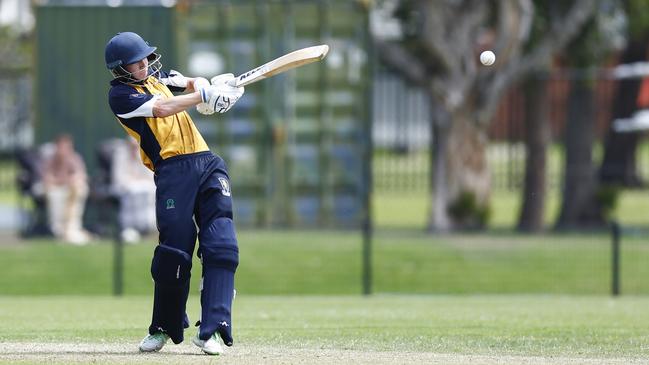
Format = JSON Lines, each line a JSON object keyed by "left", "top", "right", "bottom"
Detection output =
{"left": 152, "top": 92, "right": 202, "bottom": 118}
{"left": 185, "top": 77, "right": 204, "bottom": 93}
{"left": 153, "top": 80, "right": 243, "bottom": 117}
{"left": 154, "top": 70, "right": 209, "bottom": 116}
{"left": 159, "top": 70, "right": 205, "bottom": 94}
{"left": 152, "top": 70, "right": 243, "bottom": 117}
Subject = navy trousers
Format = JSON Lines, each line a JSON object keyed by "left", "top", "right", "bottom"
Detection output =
{"left": 148, "top": 152, "right": 239, "bottom": 345}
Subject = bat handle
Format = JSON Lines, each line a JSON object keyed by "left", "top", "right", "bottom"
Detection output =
{"left": 227, "top": 78, "right": 238, "bottom": 87}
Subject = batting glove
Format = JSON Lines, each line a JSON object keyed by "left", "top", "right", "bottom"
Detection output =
{"left": 193, "top": 77, "right": 213, "bottom": 115}
{"left": 199, "top": 73, "right": 245, "bottom": 114}
{"left": 161, "top": 69, "right": 188, "bottom": 88}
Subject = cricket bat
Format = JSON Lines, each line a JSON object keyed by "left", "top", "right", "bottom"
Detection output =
{"left": 228, "top": 44, "right": 330, "bottom": 87}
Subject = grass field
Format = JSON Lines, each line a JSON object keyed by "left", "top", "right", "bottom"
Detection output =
{"left": 2, "top": 230, "right": 649, "bottom": 296}
{"left": 2, "top": 230, "right": 649, "bottom": 363}
{"left": 375, "top": 141, "right": 649, "bottom": 230}
{"left": 2, "top": 145, "right": 649, "bottom": 363}
{"left": 1, "top": 295, "right": 649, "bottom": 364}
{"left": 374, "top": 190, "right": 649, "bottom": 230}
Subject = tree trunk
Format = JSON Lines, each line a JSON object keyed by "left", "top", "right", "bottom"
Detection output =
{"left": 599, "top": 39, "right": 649, "bottom": 187}
{"left": 517, "top": 74, "right": 550, "bottom": 232}
{"left": 555, "top": 78, "right": 603, "bottom": 229}
{"left": 430, "top": 108, "right": 451, "bottom": 231}
{"left": 429, "top": 105, "right": 491, "bottom": 231}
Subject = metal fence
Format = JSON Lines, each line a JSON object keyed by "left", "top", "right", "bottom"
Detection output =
{"left": 373, "top": 71, "right": 430, "bottom": 192}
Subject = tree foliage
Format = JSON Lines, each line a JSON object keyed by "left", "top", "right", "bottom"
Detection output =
{"left": 376, "top": 0, "right": 596, "bottom": 125}
{"left": 0, "top": 26, "right": 31, "bottom": 70}
{"left": 371, "top": 0, "right": 598, "bottom": 230}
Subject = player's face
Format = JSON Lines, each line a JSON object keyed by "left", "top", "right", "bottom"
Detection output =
{"left": 125, "top": 57, "right": 149, "bottom": 80}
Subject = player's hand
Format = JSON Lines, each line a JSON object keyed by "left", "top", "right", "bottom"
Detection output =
{"left": 199, "top": 73, "right": 245, "bottom": 114}
{"left": 193, "top": 77, "right": 213, "bottom": 115}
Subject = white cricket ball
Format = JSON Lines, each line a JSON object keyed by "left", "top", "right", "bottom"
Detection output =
{"left": 480, "top": 50, "right": 496, "bottom": 66}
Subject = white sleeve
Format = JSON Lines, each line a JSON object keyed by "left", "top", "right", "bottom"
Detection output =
{"left": 116, "top": 95, "right": 161, "bottom": 119}
{"left": 159, "top": 69, "right": 188, "bottom": 88}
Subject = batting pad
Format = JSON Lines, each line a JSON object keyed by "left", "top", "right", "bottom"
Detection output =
{"left": 149, "top": 244, "right": 193, "bottom": 344}
{"left": 151, "top": 244, "right": 192, "bottom": 286}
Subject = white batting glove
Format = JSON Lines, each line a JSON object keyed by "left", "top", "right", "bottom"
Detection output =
{"left": 193, "top": 77, "right": 213, "bottom": 115}
{"left": 210, "top": 73, "right": 236, "bottom": 87}
{"left": 161, "top": 69, "right": 188, "bottom": 88}
{"left": 198, "top": 73, "right": 245, "bottom": 114}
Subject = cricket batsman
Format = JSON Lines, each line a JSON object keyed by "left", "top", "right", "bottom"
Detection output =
{"left": 104, "top": 31, "right": 242, "bottom": 355}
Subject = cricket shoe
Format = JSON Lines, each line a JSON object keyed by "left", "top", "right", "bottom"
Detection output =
{"left": 139, "top": 332, "right": 169, "bottom": 352}
{"left": 192, "top": 333, "right": 223, "bottom": 355}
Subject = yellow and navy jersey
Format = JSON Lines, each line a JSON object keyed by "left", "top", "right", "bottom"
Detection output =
{"left": 107, "top": 70, "right": 209, "bottom": 171}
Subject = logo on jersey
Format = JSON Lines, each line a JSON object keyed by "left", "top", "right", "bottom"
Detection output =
{"left": 218, "top": 177, "right": 231, "bottom": 197}
{"left": 166, "top": 198, "right": 175, "bottom": 209}
{"left": 128, "top": 93, "right": 148, "bottom": 100}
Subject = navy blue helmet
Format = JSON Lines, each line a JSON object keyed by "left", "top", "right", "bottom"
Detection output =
{"left": 105, "top": 32, "right": 161, "bottom": 83}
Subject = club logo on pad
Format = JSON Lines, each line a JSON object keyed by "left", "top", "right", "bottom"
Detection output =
{"left": 218, "top": 177, "right": 231, "bottom": 197}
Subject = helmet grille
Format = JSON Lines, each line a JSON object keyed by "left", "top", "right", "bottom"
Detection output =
{"left": 110, "top": 53, "right": 162, "bottom": 85}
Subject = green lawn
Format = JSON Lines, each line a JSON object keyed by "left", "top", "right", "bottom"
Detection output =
{"left": 1, "top": 145, "right": 649, "bottom": 364}
{"left": 374, "top": 190, "right": 649, "bottom": 229}
{"left": 2, "top": 229, "right": 649, "bottom": 296}
{"left": 374, "top": 142, "right": 649, "bottom": 230}
{"left": 0, "top": 295, "right": 648, "bottom": 364}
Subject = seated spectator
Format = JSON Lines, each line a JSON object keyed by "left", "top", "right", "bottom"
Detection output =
{"left": 112, "top": 137, "right": 156, "bottom": 243}
{"left": 16, "top": 147, "right": 50, "bottom": 237}
{"left": 42, "top": 134, "right": 92, "bottom": 245}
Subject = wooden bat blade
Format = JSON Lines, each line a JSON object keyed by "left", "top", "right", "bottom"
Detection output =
{"left": 230, "top": 44, "right": 329, "bottom": 87}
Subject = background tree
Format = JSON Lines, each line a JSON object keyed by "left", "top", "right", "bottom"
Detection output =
{"left": 374, "top": 0, "right": 596, "bottom": 231}
{"left": 555, "top": 0, "right": 626, "bottom": 229}
{"left": 517, "top": 1, "right": 557, "bottom": 232}
{"left": 517, "top": 71, "right": 550, "bottom": 232}
{"left": 0, "top": 25, "right": 31, "bottom": 69}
